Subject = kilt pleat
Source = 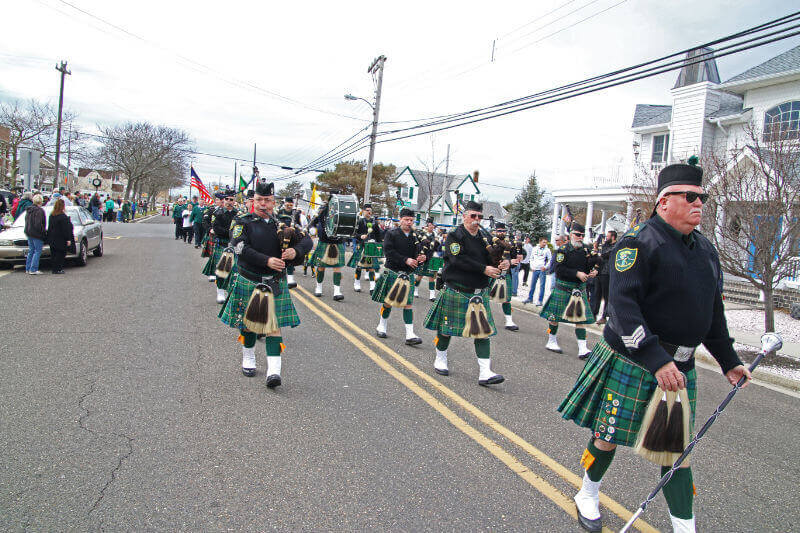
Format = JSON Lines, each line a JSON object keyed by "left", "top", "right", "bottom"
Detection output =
{"left": 219, "top": 274, "right": 300, "bottom": 330}
{"left": 558, "top": 339, "right": 696, "bottom": 446}
{"left": 371, "top": 268, "right": 415, "bottom": 305}
{"left": 539, "top": 279, "right": 595, "bottom": 324}
{"left": 311, "top": 241, "right": 346, "bottom": 268}
{"left": 423, "top": 285, "right": 496, "bottom": 337}
{"left": 202, "top": 243, "right": 225, "bottom": 276}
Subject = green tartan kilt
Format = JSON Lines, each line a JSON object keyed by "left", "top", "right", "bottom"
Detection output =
{"left": 347, "top": 243, "right": 381, "bottom": 270}
{"left": 371, "top": 268, "right": 415, "bottom": 306}
{"left": 311, "top": 241, "right": 346, "bottom": 268}
{"left": 558, "top": 339, "right": 696, "bottom": 446}
{"left": 424, "top": 285, "right": 497, "bottom": 337}
{"left": 539, "top": 279, "right": 595, "bottom": 324}
{"left": 219, "top": 273, "right": 300, "bottom": 330}
{"left": 202, "top": 242, "right": 227, "bottom": 276}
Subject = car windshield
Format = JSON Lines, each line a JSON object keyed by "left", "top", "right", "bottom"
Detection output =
{"left": 12, "top": 207, "right": 82, "bottom": 228}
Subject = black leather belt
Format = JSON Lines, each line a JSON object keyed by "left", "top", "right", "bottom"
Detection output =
{"left": 446, "top": 283, "right": 485, "bottom": 295}
{"left": 659, "top": 341, "right": 697, "bottom": 362}
{"left": 239, "top": 266, "right": 283, "bottom": 284}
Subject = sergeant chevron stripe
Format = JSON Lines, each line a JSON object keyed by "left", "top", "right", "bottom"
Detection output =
{"left": 621, "top": 325, "right": 645, "bottom": 349}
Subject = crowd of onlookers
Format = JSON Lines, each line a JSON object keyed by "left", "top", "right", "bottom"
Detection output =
{"left": 0, "top": 187, "right": 154, "bottom": 275}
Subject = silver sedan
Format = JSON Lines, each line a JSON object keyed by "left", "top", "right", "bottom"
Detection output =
{"left": 0, "top": 206, "right": 104, "bottom": 266}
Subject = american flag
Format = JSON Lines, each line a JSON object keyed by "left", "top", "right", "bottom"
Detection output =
{"left": 190, "top": 167, "right": 213, "bottom": 204}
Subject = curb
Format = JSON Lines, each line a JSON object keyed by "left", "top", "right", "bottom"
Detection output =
{"left": 509, "top": 298, "right": 800, "bottom": 394}
{"left": 133, "top": 213, "right": 160, "bottom": 223}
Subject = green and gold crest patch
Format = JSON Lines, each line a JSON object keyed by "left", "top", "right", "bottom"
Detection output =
{"left": 556, "top": 252, "right": 565, "bottom": 263}
{"left": 615, "top": 247, "right": 637, "bottom": 272}
{"left": 231, "top": 225, "right": 243, "bottom": 239}
{"left": 449, "top": 242, "right": 461, "bottom": 255}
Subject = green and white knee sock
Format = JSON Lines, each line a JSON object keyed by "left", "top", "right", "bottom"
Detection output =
{"left": 501, "top": 302, "right": 515, "bottom": 327}
{"left": 265, "top": 335, "right": 283, "bottom": 377}
{"left": 576, "top": 327, "right": 588, "bottom": 354}
{"left": 241, "top": 331, "right": 257, "bottom": 369}
{"left": 403, "top": 308, "right": 416, "bottom": 339}
{"left": 378, "top": 305, "right": 391, "bottom": 333}
{"left": 474, "top": 338, "right": 497, "bottom": 379}
{"left": 575, "top": 439, "right": 616, "bottom": 520}
{"left": 333, "top": 272, "right": 343, "bottom": 297}
{"left": 662, "top": 466, "right": 694, "bottom": 520}
{"left": 434, "top": 334, "right": 450, "bottom": 371}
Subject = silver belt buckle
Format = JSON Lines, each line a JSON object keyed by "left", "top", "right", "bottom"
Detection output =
{"left": 673, "top": 345, "right": 696, "bottom": 362}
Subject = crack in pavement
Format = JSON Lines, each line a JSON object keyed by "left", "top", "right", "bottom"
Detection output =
{"left": 88, "top": 433, "right": 135, "bottom": 517}
{"left": 77, "top": 377, "right": 98, "bottom": 436}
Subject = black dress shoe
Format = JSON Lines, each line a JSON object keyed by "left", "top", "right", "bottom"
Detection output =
{"left": 578, "top": 352, "right": 591, "bottom": 360}
{"left": 478, "top": 374, "right": 505, "bottom": 386}
{"left": 376, "top": 330, "right": 387, "bottom": 338}
{"left": 242, "top": 368, "right": 256, "bottom": 377}
{"left": 505, "top": 324, "right": 519, "bottom": 331}
{"left": 333, "top": 294, "right": 344, "bottom": 301}
{"left": 266, "top": 375, "right": 282, "bottom": 388}
{"left": 354, "top": 288, "right": 361, "bottom": 292}
{"left": 434, "top": 368, "right": 449, "bottom": 376}
{"left": 405, "top": 337, "right": 423, "bottom": 346}
{"left": 288, "top": 282, "right": 297, "bottom": 288}
{"left": 576, "top": 508, "right": 602, "bottom": 532}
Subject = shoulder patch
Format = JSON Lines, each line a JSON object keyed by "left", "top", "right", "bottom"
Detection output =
{"left": 231, "top": 225, "right": 243, "bottom": 239}
{"left": 449, "top": 242, "right": 461, "bottom": 255}
{"left": 615, "top": 247, "right": 638, "bottom": 272}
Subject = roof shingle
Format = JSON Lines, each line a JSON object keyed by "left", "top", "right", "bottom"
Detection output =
{"left": 631, "top": 104, "right": 672, "bottom": 128}
{"left": 725, "top": 44, "right": 800, "bottom": 84}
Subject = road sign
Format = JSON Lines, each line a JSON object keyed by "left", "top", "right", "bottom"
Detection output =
{"left": 19, "top": 149, "right": 40, "bottom": 190}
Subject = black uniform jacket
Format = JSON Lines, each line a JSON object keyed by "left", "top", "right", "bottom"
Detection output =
{"left": 212, "top": 207, "right": 236, "bottom": 241}
{"left": 441, "top": 225, "right": 492, "bottom": 291}
{"left": 605, "top": 215, "right": 742, "bottom": 376}
{"left": 599, "top": 240, "right": 615, "bottom": 276}
{"left": 356, "top": 216, "right": 383, "bottom": 242}
{"left": 554, "top": 241, "right": 598, "bottom": 283}
{"left": 233, "top": 213, "right": 313, "bottom": 278}
{"left": 383, "top": 226, "right": 419, "bottom": 272}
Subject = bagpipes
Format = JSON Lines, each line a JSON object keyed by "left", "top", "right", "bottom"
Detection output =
{"left": 619, "top": 333, "right": 783, "bottom": 532}
{"left": 562, "top": 245, "right": 598, "bottom": 323}
{"left": 383, "top": 230, "right": 430, "bottom": 308}
{"left": 486, "top": 234, "right": 512, "bottom": 303}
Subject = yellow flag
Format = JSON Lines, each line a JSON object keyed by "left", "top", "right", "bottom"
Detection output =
{"left": 310, "top": 184, "right": 318, "bottom": 210}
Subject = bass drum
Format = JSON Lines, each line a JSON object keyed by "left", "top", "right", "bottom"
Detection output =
{"left": 325, "top": 194, "right": 358, "bottom": 238}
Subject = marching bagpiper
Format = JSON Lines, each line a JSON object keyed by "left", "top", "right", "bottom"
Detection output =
{"left": 347, "top": 204, "right": 383, "bottom": 293}
{"left": 276, "top": 196, "right": 302, "bottom": 288}
{"left": 540, "top": 222, "right": 599, "bottom": 358}
{"left": 414, "top": 217, "right": 443, "bottom": 301}
{"left": 218, "top": 179, "right": 312, "bottom": 388}
{"left": 558, "top": 161, "right": 750, "bottom": 532}
{"left": 488, "top": 222, "right": 521, "bottom": 331}
{"left": 308, "top": 194, "right": 346, "bottom": 301}
{"left": 423, "top": 201, "right": 505, "bottom": 386}
{"left": 372, "top": 208, "right": 426, "bottom": 345}
{"left": 199, "top": 194, "right": 222, "bottom": 261}
{"left": 202, "top": 190, "right": 238, "bottom": 303}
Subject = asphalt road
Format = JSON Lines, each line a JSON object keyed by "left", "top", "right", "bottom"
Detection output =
{"left": 1, "top": 216, "right": 797, "bottom": 532}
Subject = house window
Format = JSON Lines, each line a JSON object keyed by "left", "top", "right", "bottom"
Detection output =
{"left": 763, "top": 101, "right": 800, "bottom": 141}
{"left": 651, "top": 134, "right": 669, "bottom": 163}
{"left": 408, "top": 186, "right": 414, "bottom": 200}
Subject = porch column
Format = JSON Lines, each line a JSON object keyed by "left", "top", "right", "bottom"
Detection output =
{"left": 550, "top": 202, "right": 560, "bottom": 243}
{"left": 585, "top": 201, "right": 595, "bottom": 244}
{"left": 625, "top": 200, "right": 634, "bottom": 229}
{"left": 600, "top": 209, "right": 608, "bottom": 236}
{"left": 560, "top": 205, "right": 569, "bottom": 235}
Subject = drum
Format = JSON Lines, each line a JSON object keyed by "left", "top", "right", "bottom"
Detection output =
{"left": 426, "top": 256, "right": 444, "bottom": 272}
{"left": 364, "top": 241, "right": 384, "bottom": 258}
{"left": 325, "top": 194, "right": 358, "bottom": 238}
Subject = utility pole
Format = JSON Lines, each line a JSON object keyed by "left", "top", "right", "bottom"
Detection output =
{"left": 53, "top": 60, "right": 71, "bottom": 191}
{"left": 364, "top": 55, "right": 386, "bottom": 205}
{"left": 252, "top": 143, "right": 258, "bottom": 192}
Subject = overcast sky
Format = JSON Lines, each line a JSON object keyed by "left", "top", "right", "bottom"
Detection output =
{"left": 2, "top": 0, "right": 798, "bottom": 204}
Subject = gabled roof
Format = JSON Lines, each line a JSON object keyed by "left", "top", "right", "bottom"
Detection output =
{"left": 481, "top": 200, "right": 508, "bottom": 222}
{"left": 707, "top": 92, "right": 746, "bottom": 118}
{"left": 631, "top": 104, "right": 672, "bottom": 128}
{"left": 725, "top": 44, "right": 800, "bottom": 84}
{"left": 398, "top": 168, "right": 479, "bottom": 212}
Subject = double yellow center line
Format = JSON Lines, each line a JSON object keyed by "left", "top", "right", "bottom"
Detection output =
{"left": 293, "top": 285, "right": 657, "bottom": 533}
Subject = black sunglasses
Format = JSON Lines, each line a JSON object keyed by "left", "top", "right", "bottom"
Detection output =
{"left": 663, "top": 191, "right": 709, "bottom": 204}
{"left": 572, "top": 232, "right": 584, "bottom": 237}
{"left": 467, "top": 213, "right": 484, "bottom": 219}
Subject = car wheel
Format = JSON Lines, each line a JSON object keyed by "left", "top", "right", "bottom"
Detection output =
{"left": 76, "top": 240, "right": 88, "bottom": 266}
{"left": 93, "top": 235, "right": 103, "bottom": 257}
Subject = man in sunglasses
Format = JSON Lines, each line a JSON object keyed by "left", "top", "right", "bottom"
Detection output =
{"left": 559, "top": 160, "right": 749, "bottom": 533}
{"left": 539, "top": 222, "right": 598, "bottom": 358}
{"left": 423, "top": 201, "right": 506, "bottom": 386}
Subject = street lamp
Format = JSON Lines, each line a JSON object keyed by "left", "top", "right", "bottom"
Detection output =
{"left": 344, "top": 93, "right": 374, "bottom": 109}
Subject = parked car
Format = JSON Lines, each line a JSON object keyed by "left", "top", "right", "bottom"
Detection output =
{"left": 0, "top": 206, "right": 103, "bottom": 266}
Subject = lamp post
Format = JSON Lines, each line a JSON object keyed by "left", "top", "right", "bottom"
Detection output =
{"left": 344, "top": 54, "right": 386, "bottom": 207}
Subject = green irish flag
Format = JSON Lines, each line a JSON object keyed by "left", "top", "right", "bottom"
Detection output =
{"left": 239, "top": 175, "right": 248, "bottom": 190}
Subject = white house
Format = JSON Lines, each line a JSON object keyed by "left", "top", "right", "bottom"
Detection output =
{"left": 549, "top": 43, "right": 800, "bottom": 255}
{"left": 392, "top": 167, "right": 481, "bottom": 225}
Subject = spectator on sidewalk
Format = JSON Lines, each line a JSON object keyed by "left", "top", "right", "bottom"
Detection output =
{"left": 14, "top": 192, "right": 33, "bottom": 221}
{"left": 172, "top": 198, "right": 186, "bottom": 240}
{"left": 131, "top": 200, "right": 137, "bottom": 220}
{"left": 523, "top": 236, "right": 553, "bottom": 305}
{"left": 181, "top": 199, "right": 193, "bottom": 243}
{"left": 591, "top": 230, "right": 617, "bottom": 324}
{"left": 90, "top": 193, "right": 101, "bottom": 221}
{"left": 122, "top": 200, "right": 132, "bottom": 223}
{"left": 47, "top": 198, "right": 73, "bottom": 275}
{"left": 520, "top": 236, "right": 533, "bottom": 287}
{"left": 104, "top": 196, "right": 116, "bottom": 222}
{"left": 190, "top": 197, "right": 204, "bottom": 247}
{"left": 24, "top": 194, "right": 46, "bottom": 275}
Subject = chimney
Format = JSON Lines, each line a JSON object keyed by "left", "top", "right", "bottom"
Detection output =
{"left": 473, "top": 170, "right": 479, "bottom": 183}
